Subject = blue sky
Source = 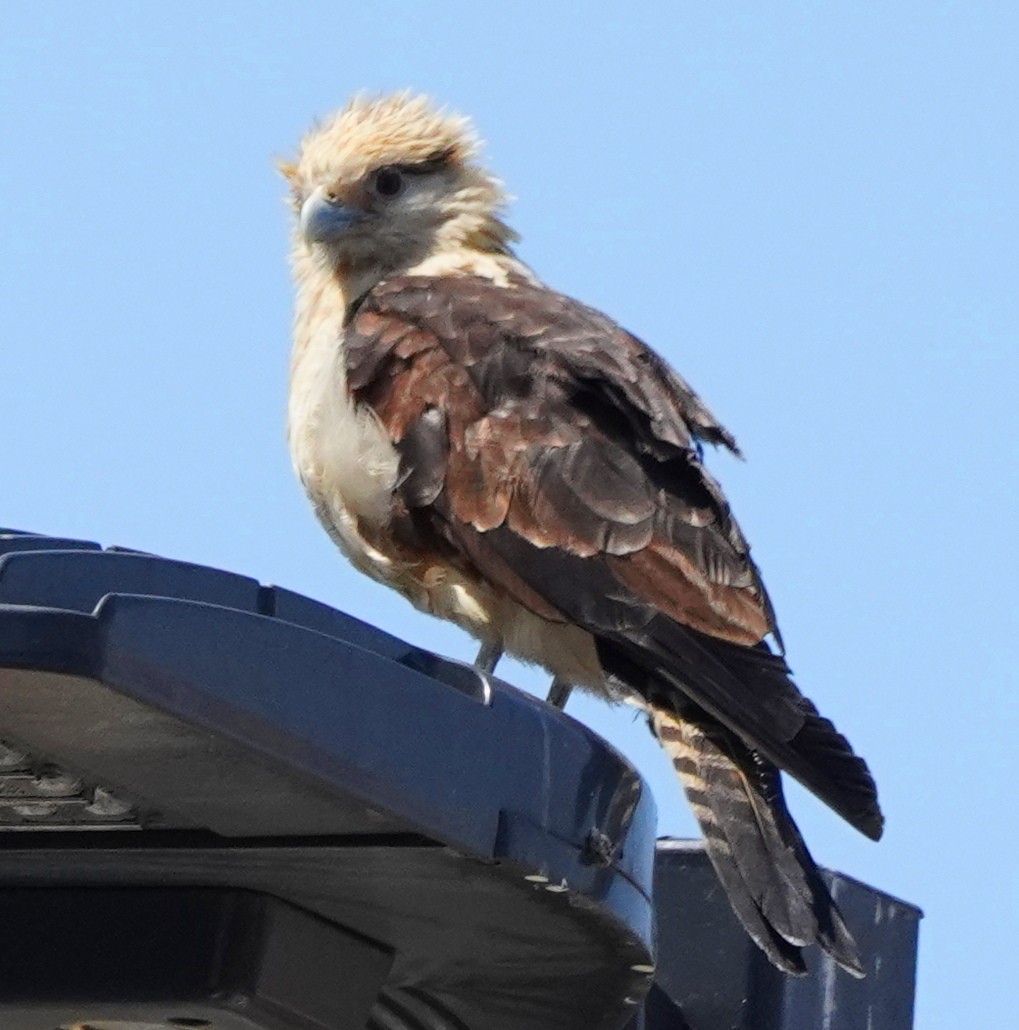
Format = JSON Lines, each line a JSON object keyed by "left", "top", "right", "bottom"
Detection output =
{"left": 2, "top": 4, "right": 1015, "bottom": 1026}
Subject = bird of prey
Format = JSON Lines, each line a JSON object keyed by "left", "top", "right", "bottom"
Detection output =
{"left": 281, "top": 93, "right": 882, "bottom": 976}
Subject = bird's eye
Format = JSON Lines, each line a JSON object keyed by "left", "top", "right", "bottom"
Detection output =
{"left": 372, "top": 167, "right": 405, "bottom": 198}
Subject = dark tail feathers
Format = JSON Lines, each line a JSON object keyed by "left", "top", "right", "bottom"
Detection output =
{"left": 606, "top": 617, "right": 884, "bottom": 841}
{"left": 652, "top": 707, "right": 864, "bottom": 977}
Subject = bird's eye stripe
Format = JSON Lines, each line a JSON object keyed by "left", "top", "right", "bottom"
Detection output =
{"left": 393, "top": 148, "right": 456, "bottom": 175}
{"left": 372, "top": 150, "right": 453, "bottom": 183}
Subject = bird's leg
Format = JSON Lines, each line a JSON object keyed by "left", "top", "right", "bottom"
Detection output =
{"left": 475, "top": 640, "right": 503, "bottom": 675}
{"left": 546, "top": 677, "right": 574, "bottom": 709}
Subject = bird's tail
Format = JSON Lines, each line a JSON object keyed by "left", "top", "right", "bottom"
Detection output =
{"left": 651, "top": 706, "right": 864, "bottom": 977}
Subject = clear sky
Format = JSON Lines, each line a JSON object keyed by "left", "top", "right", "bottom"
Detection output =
{"left": 2, "top": 3, "right": 1015, "bottom": 1026}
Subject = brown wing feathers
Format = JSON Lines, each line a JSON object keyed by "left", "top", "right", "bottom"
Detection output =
{"left": 348, "top": 275, "right": 762, "bottom": 609}
{"left": 345, "top": 273, "right": 883, "bottom": 974}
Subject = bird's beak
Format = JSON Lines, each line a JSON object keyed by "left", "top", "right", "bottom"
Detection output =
{"left": 301, "top": 187, "right": 360, "bottom": 243}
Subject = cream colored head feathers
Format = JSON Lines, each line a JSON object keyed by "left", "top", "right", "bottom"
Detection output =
{"left": 282, "top": 93, "right": 519, "bottom": 296}
{"left": 285, "top": 93, "right": 481, "bottom": 195}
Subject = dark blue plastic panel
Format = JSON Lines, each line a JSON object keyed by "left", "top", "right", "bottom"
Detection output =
{"left": 0, "top": 532, "right": 658, "bottom": 1030}
{"left": 0, "top": 549, "right": 261, "bottom": 613}
{"left": 644, "top": 842, "right": 920, "bottom": 1030}
{"left": 0, "top": 591, "right": 656, "bottom": 901}
{"left": 0, "top": 535, "right": 100, "bottom": 556}
{"left": 0, "top": 548, "right": 492, "bottom": 700}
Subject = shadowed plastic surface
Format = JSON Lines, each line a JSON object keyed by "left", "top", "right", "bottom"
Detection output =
{"left": 0, "top": 531, "right": 656, "bottom": 1030}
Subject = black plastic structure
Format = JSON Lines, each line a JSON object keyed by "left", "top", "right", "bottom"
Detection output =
{"left": 636, "top": 842, "right": 921, "bottom": 1030}
{"left": 0, "top": 529, "right": 920, "bottom": 1029}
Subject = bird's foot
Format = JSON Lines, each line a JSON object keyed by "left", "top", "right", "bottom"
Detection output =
{"left": 546, "top": 677, "right": 573, "bottom": 709}
{"left": 474, "top": 640, "right": 503, "bottom": 676}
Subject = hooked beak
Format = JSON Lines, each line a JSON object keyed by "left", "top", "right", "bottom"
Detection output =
{"left": 301, "top": 187, "right": 361, "bottom": 243}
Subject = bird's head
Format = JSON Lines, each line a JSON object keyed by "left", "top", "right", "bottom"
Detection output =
{"left": 281, "top": 93, "right": 515, "bottom": 293}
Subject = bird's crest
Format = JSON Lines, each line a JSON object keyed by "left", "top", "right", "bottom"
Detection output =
{"left": 281, "top": 92, "right": 486, "bottom": 201}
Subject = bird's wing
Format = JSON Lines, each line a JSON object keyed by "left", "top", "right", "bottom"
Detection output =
{"left": 347, "top": 274, "right": 770, "bottom": 636}
{"left": 345, "top": 274, "right": 881, "bottom": 840}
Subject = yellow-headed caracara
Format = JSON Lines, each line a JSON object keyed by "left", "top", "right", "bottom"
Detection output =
{"left": 282, "top": 93, "right": 882, "bottom": 976}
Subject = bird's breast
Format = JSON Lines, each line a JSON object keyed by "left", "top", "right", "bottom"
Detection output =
{"left": 288, "top": 314, "right": 402, "bottom": 572}
{"left": 288, "top": 311, "right": 492, "bottom": 629}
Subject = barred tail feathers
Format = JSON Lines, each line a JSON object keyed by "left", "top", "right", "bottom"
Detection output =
{"left": 652, "top": 707, "right": 864, "bottom": 978}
